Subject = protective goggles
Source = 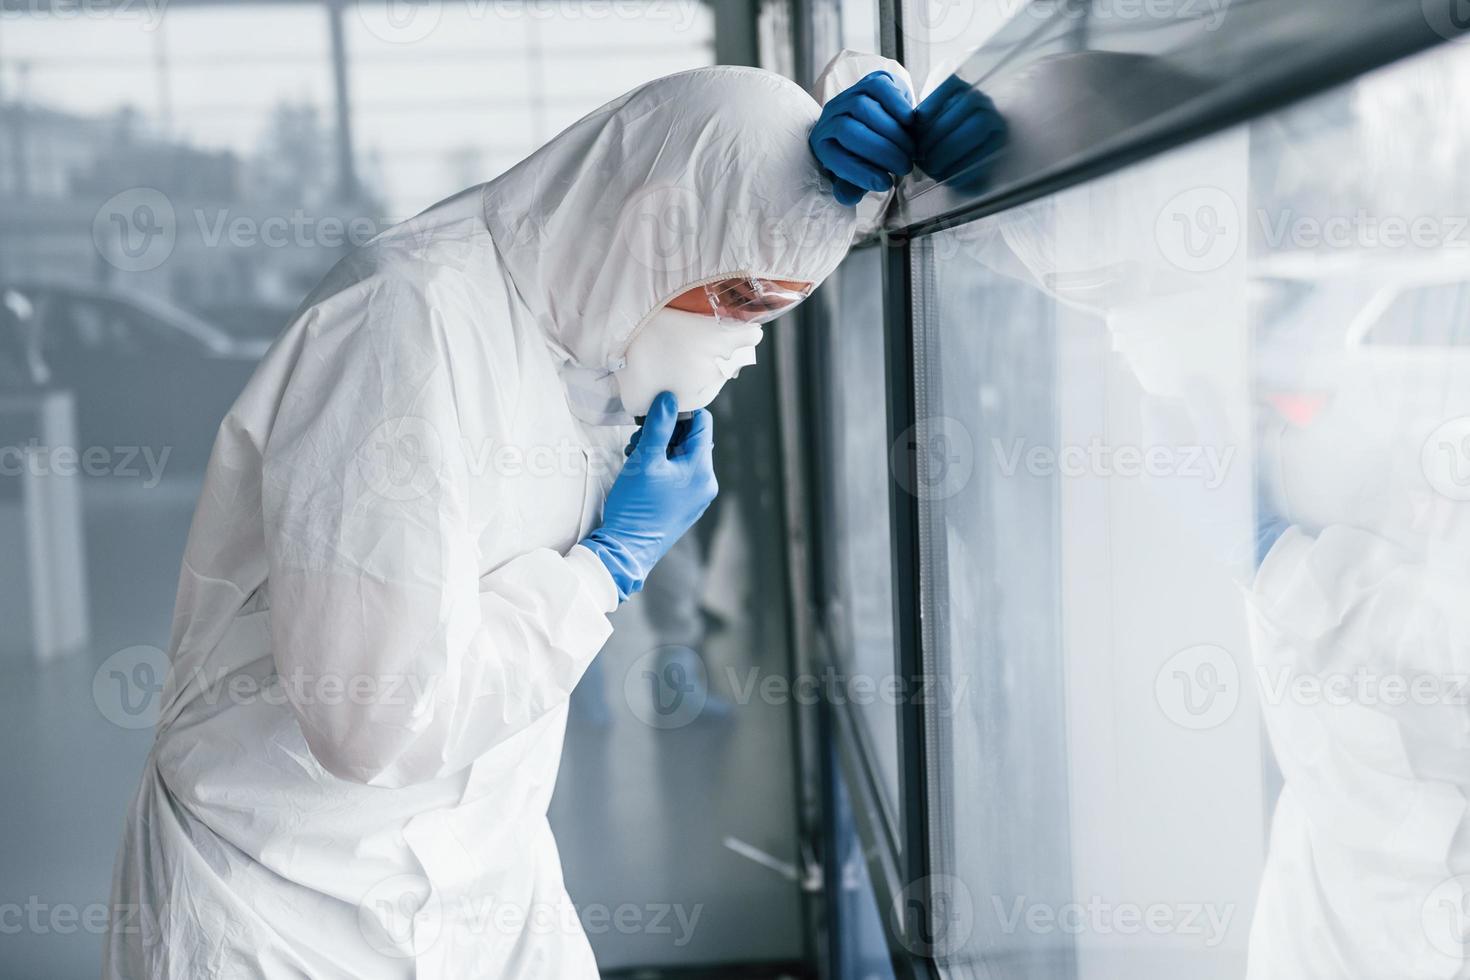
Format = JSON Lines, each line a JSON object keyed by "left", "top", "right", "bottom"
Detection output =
{"left": 698, "top": 277, "right": 813, "bottom": 324}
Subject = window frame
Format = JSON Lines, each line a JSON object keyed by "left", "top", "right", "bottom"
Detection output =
{"left": 776, "top": 1, "right": 1470, "bottom": 978}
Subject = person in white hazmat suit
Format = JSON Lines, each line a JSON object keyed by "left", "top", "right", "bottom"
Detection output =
{"left": 101, "top": 54, "right": 921, "bottom": 979}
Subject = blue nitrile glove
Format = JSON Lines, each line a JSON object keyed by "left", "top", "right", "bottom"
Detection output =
{"left": 913, "top": 74, "right": 1008, "bottom": 191}
{"left": 581, "top": 392, "right": 718, "bottom": 601}
{"left": 809, "top": 70, "right": 917, "bottom": 206}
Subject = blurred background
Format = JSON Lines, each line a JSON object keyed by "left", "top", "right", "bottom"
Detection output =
{"left": 0, "top": 3, "right": 816, "bottom": 977}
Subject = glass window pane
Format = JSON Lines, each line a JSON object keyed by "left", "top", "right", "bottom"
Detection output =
{"left": 815, "top": 245, "right": 901, "bottom": 819}
{"left": 343, "top": 5, "right": 714, "bottom": 218}
{"left": 809, "top": 0, "right": 879, "bottom": 82}
{"left": 911, "top": 37, "right": 1470, "bottom": 979}
{"left": 894, "top": 0, "right": 1413, "bottom": 227}
{"left": 840, "top": 0, "right": 881, "bottom": 55}
{"left": 899, "top": 0, "right": 1012, "bottom": 92}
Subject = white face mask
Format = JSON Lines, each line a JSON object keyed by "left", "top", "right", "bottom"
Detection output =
{"left": 615, "top": 307, "right": 764, "bottom": 417}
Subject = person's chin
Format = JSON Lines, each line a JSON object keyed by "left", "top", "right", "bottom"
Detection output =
{"left": 687, "top": 381, "right": 728, "bottom": 411}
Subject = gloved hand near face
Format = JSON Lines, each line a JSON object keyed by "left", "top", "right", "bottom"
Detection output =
{"left": 581, "top": 392, "right": 718, "bottom": 601}
{"left": 587, "top": 276, "right": 812, "bottom": 600}
{"left": 809, "top": 69, "right": 917, "bottom": 205}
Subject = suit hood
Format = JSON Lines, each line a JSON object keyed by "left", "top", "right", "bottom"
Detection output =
{"left": 482, "top": 65, "right": 857, "bottom": 377}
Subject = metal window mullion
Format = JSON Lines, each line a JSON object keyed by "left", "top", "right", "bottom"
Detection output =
{"left": 773, "top": 305, "right": 836, "bottom": 976}
{"left": 879, "top": 0, "right": 903, "bottom": 64}
{"left": 831, "top": 693, "right": 933, "bottom": 980}
{"left": 881, "top": 234, "right": 938, "bottom": 977}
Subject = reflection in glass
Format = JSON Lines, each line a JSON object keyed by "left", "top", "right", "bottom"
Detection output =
{"left": 895, "top": 0, "right": 1449, "bottom": 225}
{"left": 912, "top": 37, "right": 1470, "bottom": 980}
{"left": 912, "top": 73, "right": 1008, "bottom": 192}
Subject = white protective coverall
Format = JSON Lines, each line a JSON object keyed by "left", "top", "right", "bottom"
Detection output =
{"left": 1246, "top": 316, "right": 1470, "bottom": 979}
{"left": 104, "top": 66, "right": 855, "bottom": 979}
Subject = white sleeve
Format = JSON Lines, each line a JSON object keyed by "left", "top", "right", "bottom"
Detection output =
{"left": 1253, "top": 525, "right": 1470, "bottom": 679}
{"left": 812, "top": 49, "right": 914, "bottom": 106}
{"left": 811, "top": 49, "right": 915, "bottom": 237}
{"left": 262, "top": 275, "right": 617, "bottom": 788}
